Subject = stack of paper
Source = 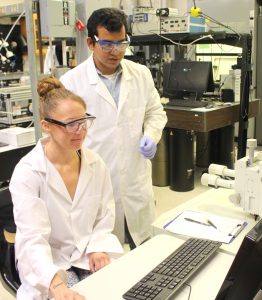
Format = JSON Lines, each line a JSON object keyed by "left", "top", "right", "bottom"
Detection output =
{"left": 163, "top": 210, "right": 247, "bottom": 244}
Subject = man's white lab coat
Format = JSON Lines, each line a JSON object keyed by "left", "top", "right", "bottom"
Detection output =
{"left": 60, "top": 55, "right": 167, "bottom": 246}
{"left": 10, "top": 137, "right": 123, "bottom": 299}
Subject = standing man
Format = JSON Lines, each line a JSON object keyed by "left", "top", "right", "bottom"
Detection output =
{"left": 60, "top": 7, "right": 167, "bottom": 249}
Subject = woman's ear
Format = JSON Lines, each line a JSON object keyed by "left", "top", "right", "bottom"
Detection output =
{"left": 41, "top": 120, "right": 51, "bottom": 133}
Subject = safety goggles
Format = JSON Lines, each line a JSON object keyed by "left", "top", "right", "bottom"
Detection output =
{"left": 44, "top": 113, "right": 96, "bottom": 133}
{"left": 94, "top": 35, "right": 130, "bottom": 52}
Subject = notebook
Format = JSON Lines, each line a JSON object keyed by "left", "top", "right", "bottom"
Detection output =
{"left": 163, "top": 210, "right": 247, "bottom": 244}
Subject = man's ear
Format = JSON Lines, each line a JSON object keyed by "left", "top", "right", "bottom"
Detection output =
{"left": 87, "top": 37, "right": 94, "bottom": 51}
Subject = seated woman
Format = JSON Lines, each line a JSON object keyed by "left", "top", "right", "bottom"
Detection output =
{"left": 9, "top": 77, "right": 123, "bottom": 300}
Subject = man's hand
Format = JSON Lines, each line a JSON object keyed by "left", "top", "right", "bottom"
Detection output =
{"left": 139, "top": 136, "right": 157, "bottom": 159}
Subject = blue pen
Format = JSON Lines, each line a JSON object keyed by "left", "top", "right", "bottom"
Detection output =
{"left": 163, "top": 217, "right": 178, "bottom": 229}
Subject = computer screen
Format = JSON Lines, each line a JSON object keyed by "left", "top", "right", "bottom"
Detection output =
{"left": 0, "top": 145, "right": 34, "bottom": 183}
{"left": 215, "top": 219, "right": 262, "bottom": 300}
{"left": 162, "top": 60, "right": 214, "bottom": 100}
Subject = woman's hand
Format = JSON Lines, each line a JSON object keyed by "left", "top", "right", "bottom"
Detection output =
{"left": 88, "top": 252, "right": 110, "bottom": 272}
{"left": 52, "top": 283, "right": 86, "bottom": 299}
{"left": 50, "top": 274, "right": 86, "bottom": 299}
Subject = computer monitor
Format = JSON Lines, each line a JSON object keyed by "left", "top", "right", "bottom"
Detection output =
{"left": 0, "top": 145, "right": 34, "bottom": 183}
{"left": 215, "top": 219, "right": 262, "bottom": 300}
{"left": 162, "top": 60, "right": 214, "bottom": 100}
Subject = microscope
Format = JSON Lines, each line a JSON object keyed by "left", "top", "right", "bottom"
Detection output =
{"left": 201, "top": 139, "right": 262, "bottom": 218}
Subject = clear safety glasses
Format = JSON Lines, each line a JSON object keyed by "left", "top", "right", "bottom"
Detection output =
{"left": 94, "top": 35, "right": 130, "bottom": 52}
{"left": 44, "top": 113, "right": 96, "bottom": 133}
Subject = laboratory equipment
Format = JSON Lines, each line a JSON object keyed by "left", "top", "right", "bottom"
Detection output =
{"left": 131, "top": 6, "right": 205, "bottom": 36}
{"left": 0, "top": 85, "right": 33, "bottom": 125}
{"left": 201, "top": 139, "right": 262, "bottom": 217}
{"left": 39, "top": 0, "right": 76, "bottom": 38}
{"left": 0, "top": 127, "right": 35, "bottom": 146}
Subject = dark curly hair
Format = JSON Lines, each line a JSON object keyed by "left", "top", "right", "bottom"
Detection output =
{"left": 87, "top": 7, "right": 128, "bottom": 41}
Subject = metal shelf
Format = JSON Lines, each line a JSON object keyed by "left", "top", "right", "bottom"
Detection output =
{"left": 130, "top": 32, "right": 245, "bottom": 47}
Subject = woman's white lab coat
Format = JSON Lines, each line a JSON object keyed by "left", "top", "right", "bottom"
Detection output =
{"left": 9, "top": 137, "right": 123, "bottom": 300}
{"left": 60, "top": 55, "right": 167, "bottom": 246}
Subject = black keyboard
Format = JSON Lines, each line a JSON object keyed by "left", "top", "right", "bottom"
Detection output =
{"left": 122, "top": 238, "right": 221, "bottom": 300}
{"left": 165, "top": 99, "right": 209, "bottom": 108}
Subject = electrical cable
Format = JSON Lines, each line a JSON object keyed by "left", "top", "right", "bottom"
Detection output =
{"left": 201, "top": 12, "right": 241, "bottom": 38}
{"left": 183, "top": 282, "right": 192, "bottom": 300}
{"left": 190, "top": 0, "right": 241, "bottom": 38}
{"left": 26, "top": 120, "right": 34, "bottom": 128}
{"left": 152, "top": 33, "right": 214, "bottom": 47}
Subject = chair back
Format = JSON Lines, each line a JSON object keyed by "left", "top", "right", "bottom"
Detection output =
{"left": 0, "top": 186, "right": 20, "bottom": 294}
{"left": 0, "top": 186, "right": 15, "bottom": 233}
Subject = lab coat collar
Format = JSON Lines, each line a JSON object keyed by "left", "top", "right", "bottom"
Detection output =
{"left": 29, "top": 137, "right": 49, "bottom": 173}
{"left": 87, "top": 55, "right": 133, "bottom": 84}
{"left": 120, "top": 59, "right": 133, "bottom": 81}
{"left": 29, "top": 137, "right": 98, "bottom": 202}
{"left": 87, "top": 54, "right": 100, "bottom": 85}
{"left": 87, "top": 55, "right": 116, "bottom": 108}
{"left": 117, "top": 59, "right": 132, "bottom": 112}
{"left": 72, "top": 148, "right": 94, "bottom": 204}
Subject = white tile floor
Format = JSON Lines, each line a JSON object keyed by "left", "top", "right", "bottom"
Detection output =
{"left": 0, "top": 167, "right": 208, "bottom": 299}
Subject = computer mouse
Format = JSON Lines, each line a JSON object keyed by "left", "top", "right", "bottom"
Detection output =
{"left": 223, "top": 102, "right": 233, "bottom": 106}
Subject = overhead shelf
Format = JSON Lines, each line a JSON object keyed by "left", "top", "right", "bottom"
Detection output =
{"left": 130, "top": 31, "right": 247, "bottom": 48}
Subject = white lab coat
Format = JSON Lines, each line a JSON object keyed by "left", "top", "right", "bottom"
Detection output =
{"left": 9, "top": 137, "right": 123, "bottom": 300}
{"left": 60, "top": 55, "right": 167, "bottom": 246}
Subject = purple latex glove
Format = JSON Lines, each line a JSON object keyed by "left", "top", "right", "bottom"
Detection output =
{"left": 139, "top": 136, "right": 157, "bottom": 159}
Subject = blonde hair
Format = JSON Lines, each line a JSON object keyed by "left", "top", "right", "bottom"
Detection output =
{"left": 37, "top": 76, "right": 86, "bottom": 118}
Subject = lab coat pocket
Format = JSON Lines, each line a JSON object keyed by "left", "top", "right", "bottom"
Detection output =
{"left": 128, "top": 107, "right": 145, "bottom": 138}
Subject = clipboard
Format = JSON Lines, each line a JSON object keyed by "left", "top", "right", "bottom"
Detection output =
{"left": 163, "top": 210, "right": 247, "bottom": 244}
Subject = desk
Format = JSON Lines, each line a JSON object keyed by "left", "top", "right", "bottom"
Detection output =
{"left": 163, "top": 99, "right": 260, "bottom": 191}
{"left": 71, "top": 234, "right": 235, "bottom": 300}
{"left": 71, "top": 188, "right": 262, "bottom": 300}
{"left": 152, "top": 187, "right": 258, "bottom": 255}
{"left": 165, "top": 99, "right": 260, "bottom": 132}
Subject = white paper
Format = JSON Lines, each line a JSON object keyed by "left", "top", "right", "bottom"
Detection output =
{"left": 163, "top": 210, "right": 247, "bottom": 244}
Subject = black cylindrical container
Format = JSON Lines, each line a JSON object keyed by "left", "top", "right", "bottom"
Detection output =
{"left": 210, "top": 125, "right": 235, "bottom": 169}
{"left": 152, "top": 129, "right": 170, "bottom": 186}
{"left": 217, "top": 125, "right": 235, "bottom": 169}
{"left": 169, "top": 129, "right": 194, "bottom": 192}
{"left": 196, "top": 132, "right": 211, "bottom": 168}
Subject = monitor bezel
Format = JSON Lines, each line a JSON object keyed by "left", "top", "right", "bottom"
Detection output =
{"left": 215, "top": 219, "right": 262, "bottom": 300}
{"left": 163, "top": 60, "right": 214, "bottom": 100}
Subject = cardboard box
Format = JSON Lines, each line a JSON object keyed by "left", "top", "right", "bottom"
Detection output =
{"left": 0, "top": 127, "right": 35, "bottom": 146}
